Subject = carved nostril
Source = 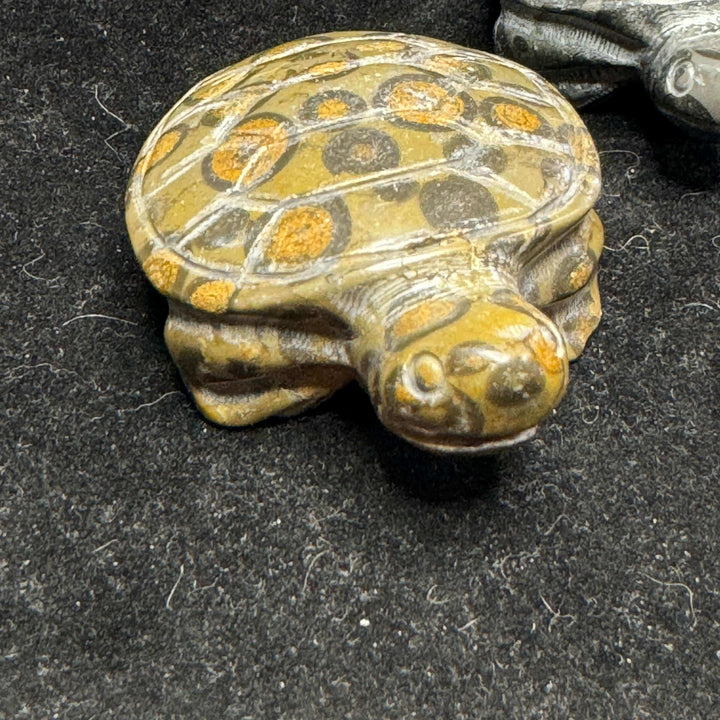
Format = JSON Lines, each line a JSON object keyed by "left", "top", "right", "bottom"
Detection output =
{"left": 409, "top": 351, "right": 445, "bottom": 393}
{"left": 486, "top": 357, "right": 545, "bottom": 407}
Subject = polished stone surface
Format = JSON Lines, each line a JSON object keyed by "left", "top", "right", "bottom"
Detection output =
{"left": 496, "top": 0, "right": 720, "bottom": 136}
{"left": 1, "top": 1, "right": 719, "bottom": 717}
{"left": 127, "top": 31, "right": 603, "bottom": 452}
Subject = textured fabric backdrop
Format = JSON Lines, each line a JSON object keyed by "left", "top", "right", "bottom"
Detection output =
{"left": 2, "top": 1, "right": 719, "bottom": 717}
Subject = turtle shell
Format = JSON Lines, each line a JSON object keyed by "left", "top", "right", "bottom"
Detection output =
{"left": 126, "top": 31, "right": 601, "bottom": 315}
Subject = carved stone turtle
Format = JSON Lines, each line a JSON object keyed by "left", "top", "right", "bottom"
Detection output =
{"left": 495, "top": 0, "right": 720, "bottom": 135}
{"left": 126, "top": 31, "right": 604, "bottom": 453}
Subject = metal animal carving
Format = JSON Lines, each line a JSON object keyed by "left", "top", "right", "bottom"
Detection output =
{"left": 495, "top": 0, "right": 720, "bottom": 135}
{"left": 126, "top": 31, "right": 604, "bottom": 454}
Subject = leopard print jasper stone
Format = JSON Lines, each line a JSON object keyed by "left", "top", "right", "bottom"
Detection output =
{"left": 126, "top": 31, "right": 604, "bottom": 454}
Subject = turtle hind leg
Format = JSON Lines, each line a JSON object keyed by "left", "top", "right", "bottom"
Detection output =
{"left": 542, "top": 273, "right": 602, "bottom": 361}
{"left": 555, "top": 76, "right": 624, "bottom": 107}
{"left": 552, "top": 65, "right": 639, "bottom": 107}
{"left": 190, "top": 366, "right": 355, "bottom": 427}
{"left": 163, "top": 303, "right": 354, "bottom": 426}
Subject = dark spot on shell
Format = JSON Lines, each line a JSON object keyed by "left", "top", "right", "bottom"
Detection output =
{"left": 461, "top": 62, "right": 492, "bottom": 84}
{"left": 201, "top": 110, "right": 223, "bottom": 127}
{"left": 323, "top": 127, "right": 400, "bottom": 175}
{"left": 533, "top": 123, "right": 557, "bottom": 140}
{"left": 443, "top": 136, "right": 507, "bottom": 174}
{"left": 299, "top": 90, "right": 367, "bottom": 123}
{"left": 420, "top": 176, "right": 498, "bottom": 229}
{"left": 199, "top": 208, "right": 253, "bottom": 249}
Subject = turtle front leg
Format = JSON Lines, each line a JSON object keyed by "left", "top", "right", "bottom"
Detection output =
{"left": 519, "top": 209, "right": 604, "bottom": 359}
{"left": 541, "top": 273, "right": 602, "bottom": 360}
{"left": 164, "top": 303, "right": 355, "bottom": 426}
{"left": 495, "top": 3, "right": 639, "bottom": 106}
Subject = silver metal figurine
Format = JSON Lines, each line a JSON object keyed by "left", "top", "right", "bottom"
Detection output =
{"left": 495, "top": 0, "right": 720, "bottom": 135}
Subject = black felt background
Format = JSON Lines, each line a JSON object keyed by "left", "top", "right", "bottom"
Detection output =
{"left": 2, "top": 1, "right": 719, "bottom": 717}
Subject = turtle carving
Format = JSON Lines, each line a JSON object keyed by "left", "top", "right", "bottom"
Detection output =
{"left": 126, "top": 31, "right": 604, "bottom": 453}
{"left": 495, "top": 0, "right": 720, "bottom": 135}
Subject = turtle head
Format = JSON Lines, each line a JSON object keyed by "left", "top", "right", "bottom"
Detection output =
{"left": 372, "top": 293, "right": 569, "bottom": 453}
{"left": 650, "top": 30, "right": 720, "bottom": 135}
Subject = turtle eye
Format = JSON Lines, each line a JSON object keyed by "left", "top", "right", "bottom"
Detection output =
{"left": 407, "top": 352, "right": 445, "bottom": 393}
{"left": 667, "top": 58, "right": 696, "bottom": 97}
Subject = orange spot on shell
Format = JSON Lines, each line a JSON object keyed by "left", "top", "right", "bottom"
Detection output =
{"left": 211, "top": 116, "right": 288, "bottom": 186}
{"left": 493, "top": 103, "right": 542, "bottom": 132}
{"left": 193, "top": 74, "right": 241, "bottom": 100}
{"left": 424, "top": 55, "right": 469, "bottom": 74}
{"left": 354, "top": 40, "right": 407, "bottom": 54}
{"left": 266, "top": 206, "right": 334, "bottom": 264}
{"left": 386, "top": 81, "right": 465, "bottom": 126}
{"left": 307, "top": 60, "right": 349, "bottom": 77}
{"left": 142, "top": 249, "right": 181, "bottom": 294}
{"left": 316, "top": 97, "right": 350, "bottom": 120}
{"left": 147, "top": 129, "right": 182, "bottom": 169}
{"left": 190, "top": 280, "right": 235, "bottom": 313}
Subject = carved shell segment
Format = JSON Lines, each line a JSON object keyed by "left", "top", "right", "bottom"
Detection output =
{"left": 126, "top": 31, "right": 601, "bottom": 312}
